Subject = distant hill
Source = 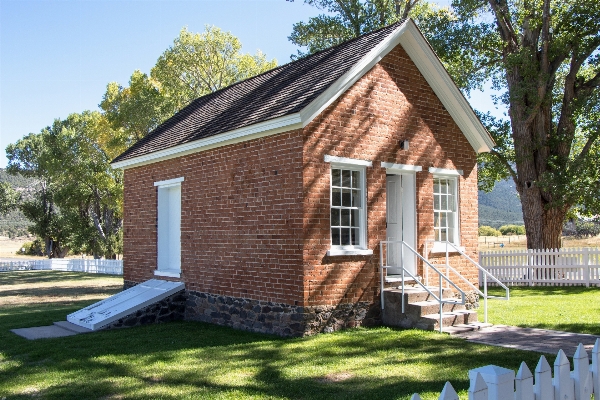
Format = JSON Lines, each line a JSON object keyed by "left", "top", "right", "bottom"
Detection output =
{"left": 478, "top": 179, "right": 524, "bottom": 228}
{"left": 0, "top": 168, "right": 34, "bottom": 238}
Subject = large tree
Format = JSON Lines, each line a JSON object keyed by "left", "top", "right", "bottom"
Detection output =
{"left": 6, "top": 112, "right": 123, "bottom": 258}
{"left": 101, "top": 26, "right": 278, "bottom": 152}
{"left": 290, "top": 0, "right": 600, "bottom": 249}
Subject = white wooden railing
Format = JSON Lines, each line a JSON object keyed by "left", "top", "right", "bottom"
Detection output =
{"left": 380, "top": 240, "right": 466, "bottom": 332}
{"left": 411, "top": 339, "right": 600, "bottom": 400}
{"left": 0, "top": 259, "right": 123, "bottom": 275}
{"left": 480, "top": 248, "right": 600, "bottom": 287}
{"left": 425, "top": 240, "right": 509, "bottom": 324}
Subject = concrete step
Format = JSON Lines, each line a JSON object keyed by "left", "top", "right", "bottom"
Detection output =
{"left": 54, "top": 321, "right": 93, "bottom": 334}
{"left": 417, "top": 310, "right": 479, "bottom": 330}
{"left": 384, "top": 286, "right": 456, "bottom": 304}
{"left": 442, "top": 322, "right": 492, "bottom": 335}
{"left": 404, "top": 300, "right": 466, "bottom": 317}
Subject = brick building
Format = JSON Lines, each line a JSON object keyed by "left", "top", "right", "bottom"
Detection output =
{"left": 112, "top": 19, "right": 494, "bottom": 336}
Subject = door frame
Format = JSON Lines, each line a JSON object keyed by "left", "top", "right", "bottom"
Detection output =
{"left": 154, "top": 177, "right": 184, "bottom": 278}
{"left": 382, "top": 163, "right": 421, "bottom": 276}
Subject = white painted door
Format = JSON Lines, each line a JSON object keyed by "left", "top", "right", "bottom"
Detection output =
{"left": 386, "top": 174, "right": 416, "bottom": 275}
{"left": 157, "top": 184, "right": 181, "bottom": 273}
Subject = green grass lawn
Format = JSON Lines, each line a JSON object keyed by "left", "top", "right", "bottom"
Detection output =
{"left": 0, "top": 272, "right": 549, "bottom": 399}
{"left": 485, "top": 285, "right": 600, "bottom": 335}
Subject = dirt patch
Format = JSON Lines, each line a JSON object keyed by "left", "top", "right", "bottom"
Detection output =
{"left": 316, "top": 372, "right": 354, "bottom": 384}
{"left": 0, "top": 271, "right": 122, "bottom": 306}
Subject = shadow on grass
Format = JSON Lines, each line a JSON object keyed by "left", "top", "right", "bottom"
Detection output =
{"left": 0, "top": 320, "right": 544, "bottom": 400}
{"left": 0, "top": 270, "right": 123, "bottom": 286}
{"left": 0, "top": 272, "right": 547, "bottom": 399}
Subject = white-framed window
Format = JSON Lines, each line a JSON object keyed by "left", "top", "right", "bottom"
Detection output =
{"left": 432, "top": 176, "right": 459, "bottom": 245}
{"left": 325, "top": 156, "right": 372, "bottom": 256}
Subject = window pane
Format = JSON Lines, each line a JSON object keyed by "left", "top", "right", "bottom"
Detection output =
{"left": 331, "top": 208, "right": 340, "bottom": 226}
{"left": 440, "top": 228, "right": 447, "bottom": 241}
{"left": 341, "top": 209, "right": 350, "bottom": 226}
{"left": 434, "top": 212, "right": 440, "bottom": 227}
{"left": 441, "top": 180, "right": 448, "bottom": 194}
{"left": 351, "top": 228, "right": 360, "bottom": 245}
{"left": 434, "top": 195, "right": 440, "bottom": 210}
{"left": 332, "top": 169, "right": 341, "bottom": 187}
{"left": 351, "top": 189, "right": 361, "bottom": 207}
{"left": 433, "top": 180, "right": 440, "bottom": 194}
{"left": 332, "top": 228, "right": 340, "bottom": 245}
{"left": 342, "top": 170, "right": 351, "bottom": 187}
{"left": 441, "top": 195, "right": 447, "bottom": 210}
{"left": 351, "top": 170, "right": 360, "bottom": 188}
{"left": 341, "top": 228, "right": 351, "bottom": 245}
{"left": 332, "top": 188, "right": 341, "bottom": 206}
{"left": 351, "top": 209, "right": 359, "bottom": 227}
{"left": 441, "top": 213, "right": 447, "bottom": 228}
{"left": 342, "top": 189, "right": 351, "bottom": 207}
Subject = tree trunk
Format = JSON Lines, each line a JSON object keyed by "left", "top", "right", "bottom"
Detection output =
{"left": 542, "top": 206, "right": 567, "bottom": 249}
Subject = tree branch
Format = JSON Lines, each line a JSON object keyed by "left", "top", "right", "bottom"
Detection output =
{"left": 490, "top": 148, "right": 519, "bottom": 185}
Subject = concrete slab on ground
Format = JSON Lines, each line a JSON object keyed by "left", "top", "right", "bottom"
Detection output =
{"left": 453, "top": 324, "right": 600, "bottom": 357}
{"left": 11, "top": 320, "right": 93, "bottom": 340}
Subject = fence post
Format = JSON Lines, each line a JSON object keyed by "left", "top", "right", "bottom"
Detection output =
{"left": 583, "top": 248, "right": 590, "bottom": 288}
{"left": 528, "top": 249, "right": 533, "bottom": 287}
{"left": 438, "top": 382, "right": 459, "bottom": 400}
{"left": 592, "top": 339, "right": 600, "bottom": 398}
{"left": 572, "top": 343, "right": 592, "bottom": 399}
{"left": 469, "top": 365, "right": 515, "bottom": 400}
{"left": 554, "top": 349, "right": 575, "bottom": 400}
{"left": 468, "top": 372, "right": 488, "bottom": 400}
{"left": 535, "top": 356, "right": 553, "bottom": 400}
{"left": 515, "top": 362, "right": 533, "bottom": 400}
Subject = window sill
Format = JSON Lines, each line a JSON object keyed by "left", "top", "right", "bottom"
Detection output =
{"left": 327, "top": 249, "right": 373, "bottom": 256}
{"left": 429, "top": 243, "right": 465, "bottom": 254}
{"left": 154, "top": 269, "right": 181, "bottom": 278}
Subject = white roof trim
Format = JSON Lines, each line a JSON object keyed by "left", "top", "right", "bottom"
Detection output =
{"left": 154, "top": 177, "right": 184, "bottom": 187}
{"left": 429, "top": 167, "right": 463, "bottom": 176}
{"left": 324, "top": 155, "right": 373, "bottom": 167}
{"left": 381, "top": 162, "right": 422, "bottom": 172}
{"left": 397, "top": 21, "right": 494, "bottom": 153}
{"left": 299, "top": 22, "right": 410, "bottom": 126}
{"left": 112, "top": 114, "right": 302, "bottom": 169}
{"left": 113, "top": 19, "right": 493, "bottom": 170}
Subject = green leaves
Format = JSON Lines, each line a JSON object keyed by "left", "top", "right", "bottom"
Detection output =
{"left": 0, "top": 182, "right": 18, "bottom": 216}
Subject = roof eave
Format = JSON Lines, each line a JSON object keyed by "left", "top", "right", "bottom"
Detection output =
{"left": 397, "top": 20, "right": 495, "bottom": 153}
{"left": 111, "top": 114, "right": 302, "bottom": 169}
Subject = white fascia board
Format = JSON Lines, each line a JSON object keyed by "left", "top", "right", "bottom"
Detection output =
{"left": 397, "top": 21, "right": 495, "bottom": 154}
{"left": 154, "top": 177, "right": 184, "bottom": 187}
{"left": 324, "top": 155, "right": 373, "bottom": 167}
{"left": 381, "top": 162, "right": 422, "bottom": 172}
{"left": 429, "top": 167, "right": 463, "bottom": 176}
{"left": 299, "top": 21, "right": 411, "bottom": 126}
{"left": 112, "top": 114, "right": 302, "bottom": 169}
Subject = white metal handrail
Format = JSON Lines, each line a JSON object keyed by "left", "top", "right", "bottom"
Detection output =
{"left": 425, "top": 240, "right": 509, "bottom": 323}
{"left": 380, "top": 240, "right": 465, "bottom": 332}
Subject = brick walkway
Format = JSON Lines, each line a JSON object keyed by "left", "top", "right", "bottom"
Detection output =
{"left": 453, "top": 325, "right": 600, "bottom": 357}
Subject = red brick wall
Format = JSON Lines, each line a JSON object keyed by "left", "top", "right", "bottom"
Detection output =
{"left": 302, "top": 45, "right": 479, "bottom": 306}
{"left": 123, "top": 132, "right": 305, "bottom": 304}
{"left": 123, "top": 43, "right": 480, "bottom": 310}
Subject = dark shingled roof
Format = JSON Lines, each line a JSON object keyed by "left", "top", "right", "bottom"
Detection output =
{"left": 113, "top": 21, "right": 405, "bottom": 164}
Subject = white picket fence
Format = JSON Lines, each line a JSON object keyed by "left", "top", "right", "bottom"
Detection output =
{"left": 0, "top": 259, "right": 123, "bottom": 275}
{"left": 413, "top": 340, "right": 600, "bottom": 400}
{"left": 480, "top": 247, "right": 600, "bottom": 286}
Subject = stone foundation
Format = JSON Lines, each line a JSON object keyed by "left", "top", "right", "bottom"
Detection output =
{"left": 105, "top": 290, "right": 186, "bottom": 329}
{"left": 186, "top": 290, "right": 381, "bottom": 337}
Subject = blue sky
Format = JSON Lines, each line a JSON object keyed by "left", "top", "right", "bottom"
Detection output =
{"left": 0, "top": 0, "right": 503, "bottom": 168}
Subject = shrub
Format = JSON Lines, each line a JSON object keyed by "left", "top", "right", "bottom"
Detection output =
{"left": 478, "top": 226, "right": 501, "bottom": 236}
{"left": 563, "top": 218, "right": 600, "bottom": 238}
{"left": 16, "top": 239, "right": 44, "bottom": 256}
{"left": 499, "top": 224, "right": 525, "bottom": 235}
